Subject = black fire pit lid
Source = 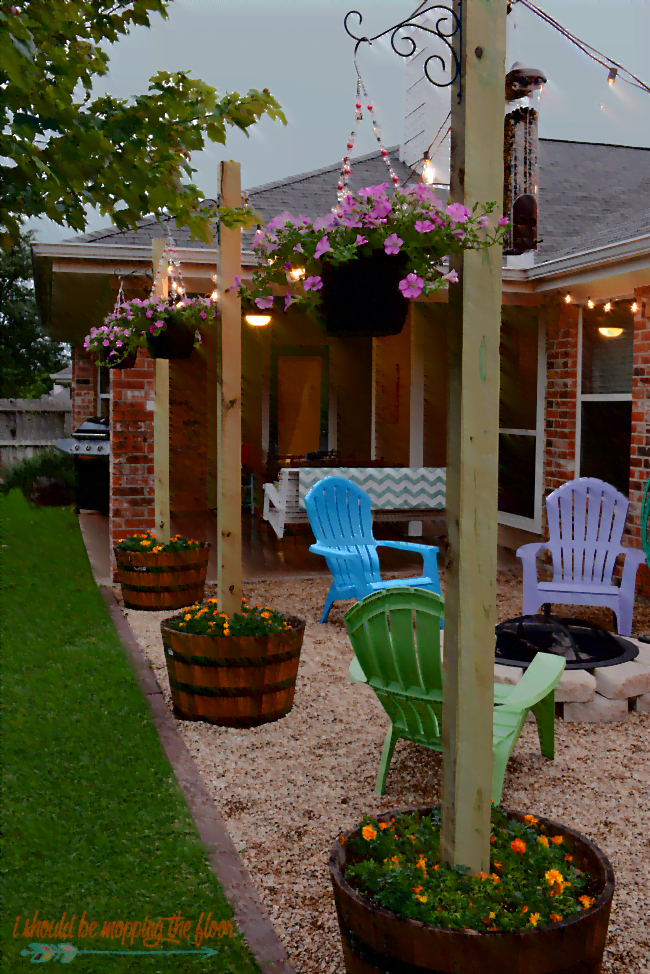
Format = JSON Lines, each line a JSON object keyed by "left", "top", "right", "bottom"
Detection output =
{"left": 495, "top": 614, "right": 639, "bottom": 670}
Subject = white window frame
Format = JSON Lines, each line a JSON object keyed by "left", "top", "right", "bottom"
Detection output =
{"left": 97, "top": 365, "right": 110, "bottom": 417}
{"left": 497, "top": 317, "right": 546, "bottom": 533}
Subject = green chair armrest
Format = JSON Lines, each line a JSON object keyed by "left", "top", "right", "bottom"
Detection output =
{"left": 347, "top": 655, "right": 368, "bottom": 684}
{"left": 497, "top": 653, "right": 565, "bottom": 713}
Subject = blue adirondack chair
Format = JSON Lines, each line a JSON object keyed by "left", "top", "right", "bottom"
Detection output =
{"left": 305, "top": 475, "right": 442, "bottom": 623}
{"left": 517, "top": 477, "right": 645, "bottom": 636}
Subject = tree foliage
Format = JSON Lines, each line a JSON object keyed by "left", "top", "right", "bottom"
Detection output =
{"left": 0, "top": 231, "right": 69, "bottom": 397}
{"left": 0, "top": 0, "right": 286, "bottom": 248}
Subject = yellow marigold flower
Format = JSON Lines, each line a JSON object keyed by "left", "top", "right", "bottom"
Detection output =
{"left": 184, "top": 614, "right": 191, "bottom": 620}
{"left": 529, "top": 913, "right": 541, "bottom": 927}
{"left": 412, "top": 887, "right": 428, "bottom": 904}
{"left": 511, "top": 838, "right": 526, "bottom": 854}
{"left": 362, "top": 825, "right": 377, "bottom": 841}
{"left": 549, "top": 913, "right": 562, "bottom": 923}
{"left": 261, "top": 611, "right": 271, "bottom": 619}
{"left": 416, "top": 857, "right": 427, "bottom": 873}
{"left": 141, "top": 539, "right": 152, "bottom": 546}
{"left": 537, "top": 835, "right": 549, "bottom": 848}
{"left": 578, "top": 896, "right": 594, "bottom": 910}
{"left": 152, "top": 546, "right": 162, "bottom": 553}
{"left": 550, "top": 836, "right": 564, "bottom": 845}
{"left": 490, "top": 873, "right": 500, "bottom": 884}
{"left": 489, "top": 912, "right": 496, "bottom": 920}
{"left": 523, "top": 815, "right": 538, "bottom": 826}
{"left": 545, "top": 869, "right": 565, "bottom": 887}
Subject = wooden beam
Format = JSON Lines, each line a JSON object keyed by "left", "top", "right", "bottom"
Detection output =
{"left": 152, "top": 238, "right": 170, "bottom": 544}
{"left": 216, "top": 161, "right": 242, "bottom": 615}
{"left": 440, "top": 0, "right": 507, "bottom": 873}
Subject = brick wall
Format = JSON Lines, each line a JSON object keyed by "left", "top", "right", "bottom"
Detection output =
{"left": 625, "top": 286, "right": 650, "bottom": 594}
{"left": 109, "top": 349, "right": 155, "bottom": 579}
{"left": 169, "top": 354, "right": 208, "bottom": 542}
{"left": 71, "top": 347, "right": 96, "bottom": 429}
{"left": 544, "top": 302, "right": 579, "bottom": 499}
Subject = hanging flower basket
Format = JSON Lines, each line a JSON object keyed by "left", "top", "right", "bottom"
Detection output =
{"left": 330, "top": 805, "right": 614, "bottom": 974}
{"left": 319, "top": 249, "right": 410, "bottom": 337}
{"left": 146, "top": 311, "right": 197, "bottom": 360}
{"left": 84, "top": 323, "right": 141, "bottom": 369}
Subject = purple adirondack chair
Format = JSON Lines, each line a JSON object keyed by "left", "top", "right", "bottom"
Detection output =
{"left": 517, "top": 478, "right": 645, "bottom": 636}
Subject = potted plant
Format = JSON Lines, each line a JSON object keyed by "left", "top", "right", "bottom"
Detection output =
{"left": 161, "top": 596, "right": 306, "bottom": 727}
{"left": 114, "top": 532, "right": 210, "bottom": 610}
{"left": 122, "top": 295, "right": 213, "bottom": 359}
{"left": 83, "top": 321, "right": 140, "bottom": 369}
{"left": 233, "top": 183, "right": 509, "bottom": 337}
{"left": 330, "top": 805, "right": 614, "bottom": 974}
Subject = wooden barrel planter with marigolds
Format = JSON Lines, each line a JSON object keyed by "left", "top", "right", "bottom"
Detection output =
{"left": 115, "top": 533, "right": 210, "bottom": 611}
{"left": 161, "top": 598, "right": 306, "bottom": 727}
{"left": 329, "top": 805, "right": 614, "bottom": 974}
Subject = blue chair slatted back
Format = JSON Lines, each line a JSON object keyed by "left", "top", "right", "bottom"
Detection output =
{"left": 304, "top": 476, "right": 381, "bottom": 589}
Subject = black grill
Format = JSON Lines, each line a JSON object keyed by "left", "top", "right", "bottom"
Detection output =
{"left": 495, "top": 609, "right": 639, "bottom": 670}
{"left": 57, "top": 418, "right": 110, "bottom": 514}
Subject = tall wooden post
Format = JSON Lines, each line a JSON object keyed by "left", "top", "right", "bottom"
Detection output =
{"left": 440, "top": 0, "right": 507, "bottom": 872}
{"left": 216, "top": 161, "right": 242, "bottom": 615}
{"left": 152, "top": 238, "right": 170, "bottom": 544}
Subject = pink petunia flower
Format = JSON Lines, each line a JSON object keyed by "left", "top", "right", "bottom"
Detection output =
{"left": 446, "top": 202, "right": 471, "bottom": 223}
{"left": 102, "top": 340, "right": 110, "bottom": 346}
{"left": 371, "top": 198, "right": 392, "bottom": 219}
{"left": 415, "top": 220, "right": 436, "bottom": 234}
{"left": 284, "top": 292, "right": 294, "bottom": 311}
{"left": 355, "top": 235, "right": 368, "bottom": 246}
{"left": 479, "top": 215, "right": 489, "bottom": 228}
{"left": 255, "top": 295, "right": 274, "bottom": 310}
{"left": 266, "top": 211, "right": 295, "bottom": 230}
{"left": 200, "top": 311, "right": 207, "bottom": 319}
{"left": 358, "top": 183, "right": 389, "bottom": 199}
{"left": 442, "top": 269, "right": 459, "bottom": 284}
{"left": 313, "top": 213, "right": 337, "bottom": 232}
{"left": 398, "top": 273, "right": 424, "bottom": 299}
{"left": 314, "top": 235, "right": 331, "bottom": 260}
{"left": 146, "top": 309, "right": 153, "bottom": 318}
{"left": 303, "top": 276, "right": 323, "bottom": 292}
{"left": 498, "top": 216, "right": 510, "bottom": 227}
{"left": 384, "top": 233, "right": 403, "bottom": 255}
{"left": 231, "top": 275, "right": 242, "bottom": 288}
{"left": 452, "top": 228, "right": 466, "bottom": 242}
{"left": 155, "top": 319, "right": 164, "bottom": 329}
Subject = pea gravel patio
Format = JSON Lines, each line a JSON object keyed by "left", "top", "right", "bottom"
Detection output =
{"left": 119, "top": 571, "right": 650, "bottom": 974}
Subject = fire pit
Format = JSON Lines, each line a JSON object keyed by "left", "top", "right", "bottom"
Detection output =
{"left": 496, "top": 607, "right": 639, "bottom": 670}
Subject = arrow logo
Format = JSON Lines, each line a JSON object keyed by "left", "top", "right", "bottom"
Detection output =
{"left": 20, "top": 943, "right": 220, "bottom": 963}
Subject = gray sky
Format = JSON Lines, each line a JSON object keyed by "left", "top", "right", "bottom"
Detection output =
{"left": 28, "top": 0, "right": 650, "bottom": 243}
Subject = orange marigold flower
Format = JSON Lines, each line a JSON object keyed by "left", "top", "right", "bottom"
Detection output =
{"left": 550, "top": 836, "right": 564, "bottom": 845}
{"left": 564, "top": 854, "right": 573, "bottom": 863}
{"left": 152, "top": 546, "right": 162, "bottom": 553}
{"left": 511, "top": 838, "right": 526, "bottom": 854}
{"left": 529, "top": 913, "right": 541, "bottom": 927}
{"left": 390, "top": 855, "right": 401, "bottom": 864}
{"left": 493, "top": 861, "right": 503, "bottom": 871}
{"left": 477, "top": 871, "right": 489, "bottom": 881}
{"left": 490, "top": 873, "right": 500, "bottom": 884}
{"left": 141, "top": 540, "right": 152, "bottom": 546}
{"left": 549, "top": 914, "right": 562, "bottom": 923}
{"left": 378, "top": 823, "right": 390, "bottom": 830}
{"left": 537, "top": 835, "right": 549, "bottom": 848}
{"left": 578, "top": 896, "right": 594, "bottom": 911}
{"left": 339, "top": 836, "right": 345, "bottom": 845}
{"left": 184, "top": 614, "right": 191, "bottom": 620}
{"left": 416, "top": 857, "right": 427, "bottom": 873}
{"left": 520, "top": 906, "right": 529, "bottom": 914}
{"left": 490, "top": 835, "right": 496, "bottom": 844}
{"left": 545, "top": 869, "right": 565, "bottom": 887}
{"left": 261, "top": 611, "right": 271, "bottom": 619}
{"left": 362, "top": 825, "right": 377, "bottom": 841}
{"left": 523, "top": 815, "right": 538, "bottom": 826}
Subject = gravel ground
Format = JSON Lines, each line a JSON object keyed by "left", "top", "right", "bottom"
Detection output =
{"left": 120, "top": 570, "right": 650, "bottom": 974}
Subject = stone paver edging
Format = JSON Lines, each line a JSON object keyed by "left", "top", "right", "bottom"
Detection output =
{"left": 100, "top": 587, "right": 296, "bottom": 974}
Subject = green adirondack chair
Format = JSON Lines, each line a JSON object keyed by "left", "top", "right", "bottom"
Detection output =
{"left": 344, "top": 587, "right": 565, "bottom": 804}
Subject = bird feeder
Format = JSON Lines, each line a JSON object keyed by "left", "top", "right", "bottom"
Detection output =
{"left": 503, "top": 62, "right": 547, "bottom": 255}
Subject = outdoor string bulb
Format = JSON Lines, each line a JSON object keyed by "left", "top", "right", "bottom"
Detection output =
{"left": 587, "top": 298, "right": 595, "bottom": 309}
{"left": 604, "top": 302, "right": 612, "bottom": 312}
{"left": 608, "top": 68, "right": 618, "bottom": 85}
{"left": 289, "top": 267, "right": 306, "bottom": 281}
{"left": 564, "top": 294, "right": 572, "bottom": 304}
{"left": 421, "top": 153, "right": 435, "bottom": 185}
{"left": 632, "top": 301, "right": 639, "bottom": 314}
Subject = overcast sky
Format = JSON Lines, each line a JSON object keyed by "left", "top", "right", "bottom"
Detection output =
{"left": 28, "top": 0, "right": 650, "bottom": 243}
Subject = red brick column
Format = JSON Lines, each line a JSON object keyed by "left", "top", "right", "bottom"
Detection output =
{"left": 109, "top": 349, "right": 155, "bottom": 580}
{"left": 625, "top": 286, "right": 650, "bottom": 595}
{"left": 169, "top": 356, "right": 208, "bottom": 541}
{"left": 71, "top": 347, "right": 97, "bottom": 429}
{"left": 544, "top": 302, "right": 579, "bottom": 496}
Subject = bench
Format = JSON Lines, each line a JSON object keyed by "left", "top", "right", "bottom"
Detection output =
{"left": 262, "top": 467, "right": 446, "bottom": 539}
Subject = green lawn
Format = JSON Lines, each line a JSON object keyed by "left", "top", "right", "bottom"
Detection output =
{"left": 1, "top": 492, "right": 259, "bottom": 973}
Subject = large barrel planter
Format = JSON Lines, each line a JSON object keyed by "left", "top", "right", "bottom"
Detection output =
{"left": 330, "top": 806, "right": 615, "bottom": 974}
{"left": 115, "top": 544, "right": 210, "bottom": 610}
{"left": 160, "top": 615, "right": 306, "bottom": 727}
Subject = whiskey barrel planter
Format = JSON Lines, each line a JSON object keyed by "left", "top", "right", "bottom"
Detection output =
{"left": 160, "top": 615, "right": 306, "bottom": 727}
{"left": 115, "top": 544, "right": 209, "bottom": 610}
{"left": 330, "top": 806, "right": 615, "bottom": 974}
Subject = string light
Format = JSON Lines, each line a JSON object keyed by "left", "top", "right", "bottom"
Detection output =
{"left": 607, "top": 67, "right": 618, "bottom": 85}
{"left": 604, "top": 302, "right": 612, "bottom": 312}
{"left": 245, "top": 314, "right": 271, "bottom": 327}
{"left": 632, "top": 301, "right": 639, "bottom": 314}
{"left": 422, "top": 152, "right": 435, "bottom": 186}
{"left": 288, "top": 267, "right": 305, "bottom": 281}
{"left": 564, "top": 294, "right": 572, "bottom": 304}
{"left": 587, "top": 298, "right": 595, "bottom": 309}
{"left": 210, "top": 289, "right": 219, "bottom": 301}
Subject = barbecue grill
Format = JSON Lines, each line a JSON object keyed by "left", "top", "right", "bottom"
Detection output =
{"left": 56, "top": 417, "right": 109, "bottom": 514}
{"left": 495, "top": 606, "right": 639, "bottom": 670}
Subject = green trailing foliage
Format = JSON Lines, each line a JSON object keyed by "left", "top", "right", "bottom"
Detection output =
{"left": 0, "top": 230, "right": 68, "bottom": 397}
{"left": 343, "top": 807, "right": 599, "bottom": 932}
{"left": 1, "top": 0, "right": 285, "bottom": 248}
{"left": 0, "top": 492, "right": 260, "bottom": 972}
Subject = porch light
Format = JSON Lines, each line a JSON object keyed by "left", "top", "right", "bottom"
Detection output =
{"left": 245, "top": 314, "right": 271, "bottom": 327}
{"left": 422, "top": 152, "right": 435, "bottom": 186}
{"left": 599, "top": 327, "right": 623, "bottom": 338}
{"left": 587, "top": 298, "right": 595, "bottom": 309}
{"left": 632, "top": 301, "right": 639, "bottom": 314}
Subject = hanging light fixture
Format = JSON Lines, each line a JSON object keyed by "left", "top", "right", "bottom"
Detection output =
{"left": 599, "top": 326, "right": 623, "bottom": 337}
{"left": 607, "top": 67, "right": 618, "bottom": 84}
{"left": 421, "top": 151, "right": 436, "bottom": 186}
{"left": 245, "top": 314, "right": 271, "bottom": 327}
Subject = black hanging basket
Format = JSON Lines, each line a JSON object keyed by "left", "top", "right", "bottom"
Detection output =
{"left": 319, "top": 250, "right": 410, "bottom": 338}
{"left": 146, "top": 314, "right": 196, "bottom": 360}
{"left": 95, "top": 348, "right": 138, "bottom": 370}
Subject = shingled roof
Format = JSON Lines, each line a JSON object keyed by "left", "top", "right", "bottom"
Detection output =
{"left": 63, "top": 139, "right": 650, "bottom": 263}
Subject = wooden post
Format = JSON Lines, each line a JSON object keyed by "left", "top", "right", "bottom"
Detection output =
{"left": 152, "top": 238, "right": 170, "bottom": 544}
{"left": 216, "top": 160, "right": 242, "bottom": 615}
{"left": 440, "top": 0, "right": 507, "bottom": 872}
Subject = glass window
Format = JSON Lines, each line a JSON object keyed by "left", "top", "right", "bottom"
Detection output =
{"left": 582, "top": 305, "right": 633, "bottom": 395}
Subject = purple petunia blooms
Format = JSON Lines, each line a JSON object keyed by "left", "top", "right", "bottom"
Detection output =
{"left": 415, "top": 220, "right": 436, "bottom": 234}
{"left": 355, "top": 235, "right": 368, "bottom": 246}
{"left": 313, "top": 213, "right": 336, "bottom": 232}
{"left": 398, "top": 273, "right": 424, "bottom": 299}
{"left": 498, "top": 216, "right": 510, "bottom": 227}
{"left": 371, "top": 197, "right": 392, "bottom": 220}
{"left": 384, "top": 233, "right": 403, "bottom": 255}
{"left": 284, "top": 292, "right": 294, "bottom": 311}
{"left": 255, "top": 295, "right": 274, "bottom": 310}
{"left": 452, "top": 228, "right": 466, "bottom": 242}
{"left": 200, "top": 311, "right": 207, "bottom": 319}
{"left": 303, "top": 276, "right": 323, "bottom": 292}
{"left": 442, "top": 269, "right": 459, "bottom": 284}
{"left": 314, "top": 235, "right": 331, "bottom": 260}
{"left": 446, "top": 202, "right": 471, "bottom": 224}
{"left": 358, "top": 183, "right": 389, "bottom": 199}
{"left": 146, "top": 309, "right": 153, "bottom": 318}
